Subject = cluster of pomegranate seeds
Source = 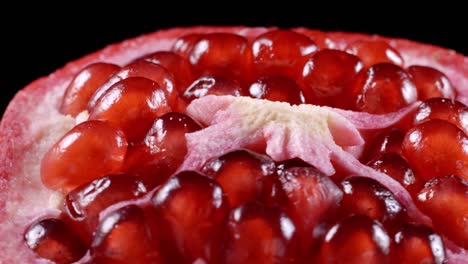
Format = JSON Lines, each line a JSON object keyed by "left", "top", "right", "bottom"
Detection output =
{"left": 27, "top": 28, "right": 468, "bottom": 263}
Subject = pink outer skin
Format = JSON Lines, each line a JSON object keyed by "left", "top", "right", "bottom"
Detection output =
{"left": 0, "top": 26, "right": 467, "bottom": 263}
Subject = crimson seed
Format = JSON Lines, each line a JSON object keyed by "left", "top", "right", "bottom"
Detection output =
{"left": 219, "top": 203, "right": 298, "bottom": 264}
{"left": 345, "top": 40, "right": 404, "bottom": 67}
{"left": 141, "top": 51, "right": 195, "bottom": 92}
{"left": 408, "top": 65, "right": 456, "bottom": 100}
{"left": 24, "top": 218, "right": 86, "bottom": 264}
{"left": 248, "top": 29, "right": 318, "bottom": 80}
{"left": 300, "top": 49, "right": 363, "bottom": 108}
{"left": 411, "top": 97, "right": 468, "bottom": 133}
{"left": 123, "top": 112, "right": 202, "bottom": 188}
{"left": 248, "top": 76, "right": 305, "bottom": 105}
{"left": 171, "top": 33, "right": 202, "bottom": 58}
{"left": 202, "top": 149, "right": 276, "bottom": 208}
{"left": 278, "top": 166, "right": 343, "bottom": 257}
{"left": 367, "top": 153, "right": 422, "bottom": 196}
{"left": 65, "top": 173, "right": 148, "bottom": 233}
{"left": 41, "top": 120, "right": 128, "bottom": 192}
{"left": 87, "top": 60, "right": 178, "bottom": 109}
{"left": 416, "top": 175, "right": 468, "bottom": 248}
{"left": 183, "top": 76, "right": 246, "bottom": 102}
{"left": 60, "top": 62, "right": 120, "bottom": 116}
{"left": 318, "top": 214, "right": 391, "bottom": 264}
{"left": 351, "top": 63, "right": 418, "bottom": 114}
{"left": 364, "top": 128, "right": 405, "bottom": 162}
{"left": 391, "top": 223, "right": 446, "bottom": 264}
{"left": 189, "top": 33, "right": 248, "bottom": 80}
{"left": 402, "top": 119, "right": 468, "bottom": 181}
{"left": 151, "top": 171, "right": 229, "bottom": 263}
{"left": 89, "top": 77, "right": 172, "bottom": 142}
{"left": 338, "top": 176, "right": 406, "bottom": 229}
{"left": 91, "top": 205, "right": 161, "bottom": 264}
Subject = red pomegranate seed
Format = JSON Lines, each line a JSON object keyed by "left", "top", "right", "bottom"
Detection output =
{"left": 24, "top": 218, "right": 86, "bottom": 264}
{"left": 408, "top": 65, "right": 456, "bottom": 100}
{"left": 416, "top": 175, "right": 468, "bottom": 248}
{"left": 89, "top": 77, "right": 172, "bottom": 142}
{"left": 142, "top": 51, "right": 195, "bottom": 92}
{"left": 88, "top": 60, "right": 178, "bottom": 109}
{"left": 367, "top": 153, "right": 423, "bottom": 196}
{"left": 41, "top": 120, "right": 127, "bottom": 192}
{"left": 188, "top": 33, "right": 247, "bottom": 80}
{"left": 91, "top": 205, "right": 161, "bottom": 264}
{"left": 300, "top": 49, "right": 363, "bottom": 108}
{"left": 248, "top": 76, "right": 305, "bottom": 104}
{"left": 276, "top": 158, "right": 312, "bottom": 172}
{"left": 402, "top": 119, "right": 468, "bottom": 181}
{"left": 351, "top": 63, "right": 418, "bottom": 114}
{"left": 124, "top": 112, "right": 202, "bottom": 188}
{"left": 171, "top": 33, "right": 202, "bottom": 58}
{"left": 219, "top": 202, "right": 298, "bottom": 264}
{"left": 151, "top": 171, "right": 228, "bottom": 263}
{"left": 391, "top": 223, "right": 446, "bottom": 264}
{"left": 294, "top": 28, "right": 333, "bottom": 49}
{"left": 278, "top": 166, "right": 343, "bottom": 256}
{"left": 317, "top": 214, "right": 390, "bottom": 264}
{"left": 264, "top": 159, "right": 313, "bottom": 207}
{"left": 60, "top": 62, "right": 120, "bottom": 116}
{"left": 65, "top": 173, "right": 148, "bottom": 233}
{"left": 411, "top": 97, "right": 468, "bottom": 133}
{"left": 248, "top": 29, "right": 318, "bottom": 80}
{"left": 339, "top": 176, "right": 406, "bottom": 229}
{"left": 202, "top": 149, "right": 276, "bottom": 208}
{"left": 345, "top": 40, "right": 404, "bottom": 67}
{"left": 182, "top": 76, "right": 246, "bottom": 102}
{"left": 364, "top": 128, "right": 405, "bottom": 162}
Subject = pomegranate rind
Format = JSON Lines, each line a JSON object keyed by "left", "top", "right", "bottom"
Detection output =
{"left": 0, "top": 26, "right": 467, "bottom": 263}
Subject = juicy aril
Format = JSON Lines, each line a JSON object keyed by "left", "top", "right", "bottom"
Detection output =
{"left": 1, "top": 26, "right": 467, "bottom": 264}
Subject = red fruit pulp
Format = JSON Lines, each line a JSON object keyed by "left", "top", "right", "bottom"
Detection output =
{"left": 1, "top": 26, "right": 468, "bottom": 264}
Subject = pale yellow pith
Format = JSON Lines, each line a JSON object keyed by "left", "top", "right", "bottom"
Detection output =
{"left": 232, "top": 97, "right": 334, "bottom": 136}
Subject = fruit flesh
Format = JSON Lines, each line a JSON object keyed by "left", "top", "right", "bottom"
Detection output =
{"left": 1, "top": 27, "right": 468, "bottom": 264}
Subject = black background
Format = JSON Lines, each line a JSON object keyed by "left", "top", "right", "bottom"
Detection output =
{"left": 1, "top": 7, "right": 466, "bottom": 115}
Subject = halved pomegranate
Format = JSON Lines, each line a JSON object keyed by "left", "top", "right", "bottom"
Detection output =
{"left": 1, "top": 26, "right": 468, "bottom": 264}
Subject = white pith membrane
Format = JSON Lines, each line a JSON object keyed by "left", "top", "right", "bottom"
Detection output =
{"left": 0, "top": 27, "right": 467, "bottom": 263}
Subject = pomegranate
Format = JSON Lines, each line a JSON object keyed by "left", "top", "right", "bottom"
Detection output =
{"left": 1, "top": 26, "right": 468, "bottom": 264}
